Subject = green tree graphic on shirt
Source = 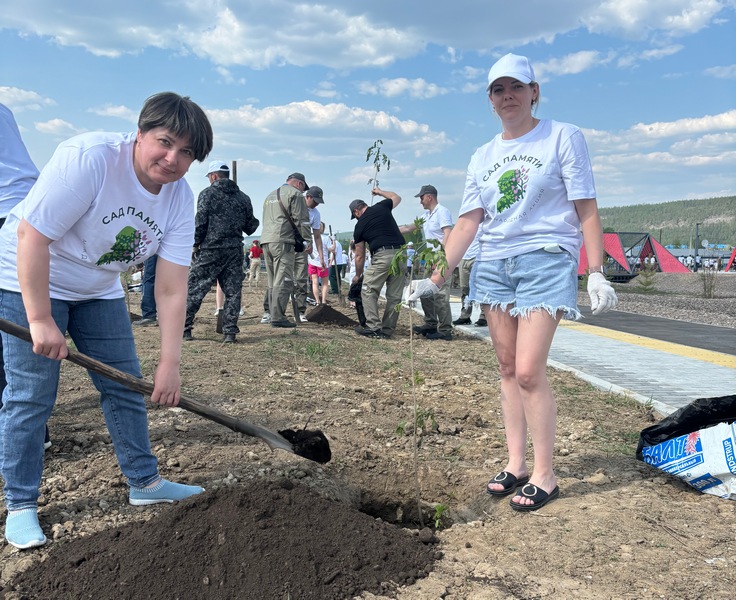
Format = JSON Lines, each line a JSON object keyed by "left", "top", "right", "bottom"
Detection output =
{"left": 496, "top": 166, "right": 529, "bottom": 212}
{"left": 96, "top": 226, "right": 145, "bottom": 265}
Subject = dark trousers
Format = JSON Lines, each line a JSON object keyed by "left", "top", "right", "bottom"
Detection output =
{"left": 329, "top": 264, "right": 345, "bottom": 293}
{"left": 347, "top": 277, "right": 366, "bottom": 327}
{"left": 185, "top": 248, "right": 244, "bottom": 335}
{"left": 140, "top": 255, "right": 158, "bottom": 319}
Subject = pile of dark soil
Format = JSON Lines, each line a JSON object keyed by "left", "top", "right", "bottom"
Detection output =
{"left": 9, "top": 480, "right": 437, "bottom": 600}
{"left": 305, "top": 303, "right": 357, "bottom": 327}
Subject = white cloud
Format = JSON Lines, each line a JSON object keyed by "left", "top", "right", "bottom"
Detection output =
{"left": 311, "top": 82, "right": 340, "bottom": 99}
{"left": 617, "top": 44, "right": 685, "bottom": 67}
{"left": 89, "top": 104, "right": 138, "bottom": 123}
{"left": 413, "top": 166, "right": 466, "bottom": 179}
{"left": 534, "top": 50, "right": 610, "bottom": 82}
{"left": 705, "top": 64, "right": 736, "bottom": 78}
{"left": 179, "top": 6, "right": 422, "bottom": 69}
{"left": 356, "top": 78, "right": 449, "bottom": 99}
{"left": 35, "top": 118, "right": 85, "bottom": 137}
{"left": 443, "top": 47, "right": 461, "bottom": 64}
{"left": 207, "top": 100, "right": 450, "bottom": 157}
{"left": 670, "top": 132, "right": 736, "bottom": 153}
{"left": 584, "top": 109, "right": 736, "bottom": 152}
{"left": 4, "top": 1, "right": 731, "bottom": 70}
{"left": 0, "top": 87, "right": 55, "bottom": 112}
{"left": 630, "top": 109, "right": 736, "bottom": 139}
{"left": 215, "top": 67, "right": 246, "bottom": 85}
{"left": 583, "top": 0, "right": 728, "bottom": 38}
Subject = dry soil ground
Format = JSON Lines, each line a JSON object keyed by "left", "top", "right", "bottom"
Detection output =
{"left": 1, "top": 274, "right": 735, "bottom": 599}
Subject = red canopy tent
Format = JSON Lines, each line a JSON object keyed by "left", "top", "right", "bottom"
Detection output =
{"left": 726, "top": 247, "right": 736, "bottom": 272}
{"left": 578, "top": 232, "right": 689, "bottom": 275}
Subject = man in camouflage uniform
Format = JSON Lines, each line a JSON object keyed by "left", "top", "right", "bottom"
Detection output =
{"left": 184, "top": 161, "right": 259, "bottom": 343}
{"left": 260, "top": 172, "right": 312, "bottom": 328}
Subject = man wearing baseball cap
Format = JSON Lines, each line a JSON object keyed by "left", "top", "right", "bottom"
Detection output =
{"left": 350, "top": 187, "right": 406, "bottom": 338}
{"left": 183, "top": 160, "right": 259, "bottom": 343}
{"left": 259, "top": 172, "right": 312, "bottom": 327}
{"left": 399, "top": 184, "right": 454, "bottom": 340}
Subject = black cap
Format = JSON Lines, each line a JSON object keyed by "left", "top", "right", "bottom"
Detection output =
{"left": 287, "top": 172, "right": 308, "bottom": 188}
{"left": 305, "top": 186, "right": 324, "bottom": 204}
{"left": 349, "top": 199, "right": 367, "bottom": 220}
{"left": 414, "top": 184, "right": 438, "bottom": 198}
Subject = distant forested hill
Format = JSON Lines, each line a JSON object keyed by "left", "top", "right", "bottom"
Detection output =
{"left": 598, "top": 196, "right": 735, "bottom": 248}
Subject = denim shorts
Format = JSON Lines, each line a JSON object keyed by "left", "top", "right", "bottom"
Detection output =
{"left": 469, "top": 247, "right": 581, "bottom": 320}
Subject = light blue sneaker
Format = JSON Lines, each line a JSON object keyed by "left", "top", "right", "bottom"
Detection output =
{"left": 5, "top": 509, "right": 47, "bottom": 549}
{"left": 129, "top": 478, "right": 205, "bottom": 506}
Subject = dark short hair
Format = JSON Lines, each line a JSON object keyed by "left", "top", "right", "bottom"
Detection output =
{"left": 138, "top": 92, "right": 213, "bottom": 162}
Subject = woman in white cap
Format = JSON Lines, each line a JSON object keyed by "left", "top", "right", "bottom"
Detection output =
{"left": 409, "top": 53, "right": 617, "bottom": 511}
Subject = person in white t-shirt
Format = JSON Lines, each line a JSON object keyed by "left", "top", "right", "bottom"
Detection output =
{"left": 399, "top": 184, "right": 454, "bottom": 339}
{"left": 294, "top": 186, "right": 326, "bottom": 320}
{"left": 308, "top": 223, "right": 331, "bottom": 305}
{"left": 408, "top": 54, "right": 616, "bottom": 512}
{"left": 0, "top": 103, "right": 54, "bottom": 453}
{"left": 0, "top": 92, "right": 213, "bottom": 549}
{"left": 328, "top": 236, "right": 346, "bottom": 294}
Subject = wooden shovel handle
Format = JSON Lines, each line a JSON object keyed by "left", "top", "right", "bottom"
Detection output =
{"left": 0, "top": 318, "right": 295, "bottom": 454}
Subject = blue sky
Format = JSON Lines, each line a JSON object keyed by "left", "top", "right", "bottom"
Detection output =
{"left": 1, "top": 0, "right": 735, "bottom": 235}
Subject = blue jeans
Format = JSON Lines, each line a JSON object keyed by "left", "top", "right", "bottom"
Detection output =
{"left": 141, "top": 255, "right": 158, "bottom": 319}
{"left": 0, "top": 291, "right": 159, "bottom": 510}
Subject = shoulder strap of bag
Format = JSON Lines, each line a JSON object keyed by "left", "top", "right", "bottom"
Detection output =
{"left": 276, "top": 187, "right": 300, "bottom": 236}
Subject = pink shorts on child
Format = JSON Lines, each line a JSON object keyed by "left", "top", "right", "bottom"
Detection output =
{"left": 309, "top": 264, "right": 329, "bottom": 278}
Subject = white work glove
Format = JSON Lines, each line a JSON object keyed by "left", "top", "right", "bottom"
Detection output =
{"left": 405, "top": 279, "right": 440, "bottom": 306}
{"left": 587, "top": 272, "right": 617, "bottom": 315}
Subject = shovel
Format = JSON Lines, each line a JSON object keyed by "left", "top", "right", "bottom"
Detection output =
{"left": 0, "top": 318, "right": 331, "bottom": 464}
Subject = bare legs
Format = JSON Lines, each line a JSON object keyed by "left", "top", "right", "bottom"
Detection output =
{"left": 484, "top": 305, "right": 561, "bottom": 507}
{"left": 310, "top": 274, "right": 329, "bottom": 305}
{"left": 215, "top": 282, "right": 224, "bottom": 311}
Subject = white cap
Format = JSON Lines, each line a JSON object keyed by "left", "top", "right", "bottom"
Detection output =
{"left": 206, "top": 160, "right": 229, "bottom": 175}
{"left": 486, "top": 53, "right": 536, "bottom": 90}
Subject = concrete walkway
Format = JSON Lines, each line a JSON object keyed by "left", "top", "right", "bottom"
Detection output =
{"left": 420, "top": 293, "right": 736, "bottom": 417}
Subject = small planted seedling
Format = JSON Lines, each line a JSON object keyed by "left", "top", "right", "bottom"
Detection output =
{"left": 433, "top": 503, "right": 449, "bottom": 530}
{"left": 366, "top": 139, "right": 391, "bottom": 199}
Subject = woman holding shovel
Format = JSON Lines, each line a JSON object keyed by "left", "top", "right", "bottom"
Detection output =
{"left": 408, "top": 54, "right": 617, "bottom": 511}
{"left": 0, "top": 92, "right": 213, "bottom": 549}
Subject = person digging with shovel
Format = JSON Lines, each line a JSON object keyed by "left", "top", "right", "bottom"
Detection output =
{"left": 0, "top": 92, "right": 213, "bottom": 549}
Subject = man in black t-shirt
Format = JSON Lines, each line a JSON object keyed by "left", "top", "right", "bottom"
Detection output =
{"left": 350, "top": 187, "right": 407, "bottom": 338}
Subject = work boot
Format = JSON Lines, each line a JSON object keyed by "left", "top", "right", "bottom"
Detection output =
{"left": 223, "top": 333, "right": 236, "bottom": 344}
{"left": 412, "top": 324, "right": 437, "bottom": 336}
{"left": 133, "top": 317, "right": 158, "bottom": 327}
{"left": 475, "top": 317, "right": 487, "bottom": 327}
{"left": 453, "top": 317, "right": 471, "bottom": 325}
{"left": 354, "top": 326, "right": 386, "bottom": 338}
{"left": 426, "top": 331, "right": 452, "bottom": 341}
{"left": 271, "top": 320, "right": 296, "bottom": 328}
{"left": 183, "top": 329, "right": 193, "bottom": 341}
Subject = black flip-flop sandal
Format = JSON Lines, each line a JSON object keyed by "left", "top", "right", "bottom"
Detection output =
{"left": 486, "top": 471, "right": 530, "bottom": 497}
{"left": 509, "top": 483, "right": 560, "bottom": 512}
